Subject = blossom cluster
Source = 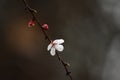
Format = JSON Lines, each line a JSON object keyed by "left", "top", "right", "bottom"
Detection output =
{"left": 28, "top": 20, "right": 64, "bottom": 56}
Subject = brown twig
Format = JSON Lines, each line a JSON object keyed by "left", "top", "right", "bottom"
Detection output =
{"left": 22, "top": 0, "right": 72, "bottom": 80}
{"left": 56, "top": 53, "right": 72, "bottom": 80}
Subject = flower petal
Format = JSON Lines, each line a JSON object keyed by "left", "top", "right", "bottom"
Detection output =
{"left": 50, "top": 47, "right": 56, "bottom": 56}
{"left": 47, "top": 43, "right": 52, "bottom": 51}
{"left": 55, "top": 44, "right": 64, "bottom": 52}
{"left": 53, "top": 39, "right": 64, "bottom": 44}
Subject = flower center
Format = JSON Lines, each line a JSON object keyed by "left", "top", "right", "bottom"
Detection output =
{"left": 51, "top": 42, "right": 57, "bottom": 47}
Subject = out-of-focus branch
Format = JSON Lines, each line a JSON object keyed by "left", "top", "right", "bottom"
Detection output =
{"left": 22, "top": 0, "right": 72, "bottom": 80}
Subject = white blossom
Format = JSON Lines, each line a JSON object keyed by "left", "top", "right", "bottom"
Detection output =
{"left": 47, "top": 39, "right": 64, "bottom": 56}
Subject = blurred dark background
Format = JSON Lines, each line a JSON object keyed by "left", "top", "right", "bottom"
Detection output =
{"left": 0, "top": 0, "right": 120, "bottom": 80}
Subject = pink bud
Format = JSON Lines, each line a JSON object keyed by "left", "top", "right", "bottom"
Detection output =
{"left": 42, "top": 24, "right": 49, "bottom": 30}
{"left": 28, "top": 20, "right": 35, "bottom": 27}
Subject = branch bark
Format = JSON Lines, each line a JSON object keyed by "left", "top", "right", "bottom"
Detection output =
{"left": 22, "top": 0, "right": 72, "bottom": 80}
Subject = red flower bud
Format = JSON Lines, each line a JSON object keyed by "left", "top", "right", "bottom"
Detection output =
{"left": 42, "top": 24, "right": 49, "bottom": 30}
{"left": 28, "top": 20, "right": 35, "bottom": 27}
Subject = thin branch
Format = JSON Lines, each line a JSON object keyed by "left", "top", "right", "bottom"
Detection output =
{"left": 22, "top": 0, "right": 51, "bottom": 42}
{"left": 22, "top": 0, "right": 72, "bottom": 80}
{"left": 56, "top": 53, "right": 72, "bottom": 80}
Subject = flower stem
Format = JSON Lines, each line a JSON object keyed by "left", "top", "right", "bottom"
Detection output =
{"left": 22, "top": 0, "right": 73, "bottom": 80}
